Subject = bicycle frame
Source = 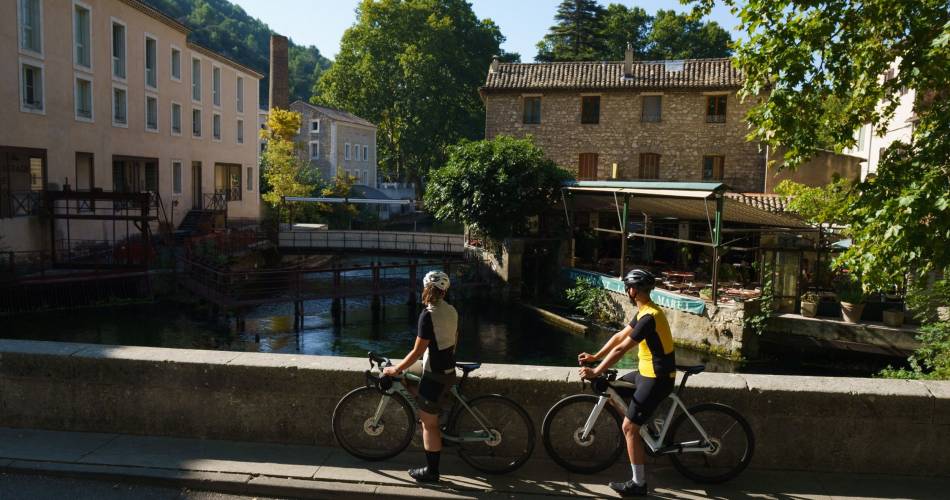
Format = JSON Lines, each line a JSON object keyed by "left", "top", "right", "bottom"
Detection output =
{"left": 581, "top": 387, "right": 715, "bottom": 455}
{"left": 368, "top": 371, "right": 498, "bottom": 444}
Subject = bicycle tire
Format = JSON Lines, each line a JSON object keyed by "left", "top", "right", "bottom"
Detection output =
{"left": 667, "top": 403, "right": 754, "bottom": 484}
{"left": 449, "top": 394, "right": 536, "bottom": 474}
{"left": 332, "top": 386, "right": 415, "bottom": 461}
{"left": 541, "top": 394, "right": 625, "bottom": 474}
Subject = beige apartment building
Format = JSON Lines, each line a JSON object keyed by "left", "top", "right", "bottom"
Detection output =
{"left": 1, "top": 0, "right": 261, "bottom": 252}
{"left": 290, "top": 101, "right": 378, "bottom": 187}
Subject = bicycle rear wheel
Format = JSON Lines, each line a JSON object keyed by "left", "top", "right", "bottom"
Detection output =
{"left": 541, "top": 394, "right": 624, "bottom": 474}
{"left": 332, "top": 386, "right": 415, "bottom": 461}
{"left": 667, "top": 403, "right": 754, "bottom": 484}
{"left": 449, "top": 394, "right": 535, "bottom": 474}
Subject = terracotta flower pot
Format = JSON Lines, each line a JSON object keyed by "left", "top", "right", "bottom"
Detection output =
{"left": 840, "top": 301, "right": 865, "bottom": 323}
{"left": 801, "top": 301, "right": 818, "bottom": 318}
{"left": 883, "top": 310, "right": 905, "bottom": 328}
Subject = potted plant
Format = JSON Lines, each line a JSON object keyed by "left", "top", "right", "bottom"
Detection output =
{"left": 699, "top": 287, "right": 713, "bottom": 301}
{"left": 800, "top": 291, "right": 820, "bottom": 318}
{"left": 836, "top": 276, "right": 865, "bottom": 323}
{"left": 882, "top": 306, "right": 905, "bottom": 328}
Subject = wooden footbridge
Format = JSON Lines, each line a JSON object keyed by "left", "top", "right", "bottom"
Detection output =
{"left": 177, "top": 257, "right": 486, "bottom": 330}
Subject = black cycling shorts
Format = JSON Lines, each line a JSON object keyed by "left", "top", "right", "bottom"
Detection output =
{"left": 620, "top": 371, "right": 675, "bottom": 425}
{"left": 417, "top": 370, "right": 457, "bottom": 414}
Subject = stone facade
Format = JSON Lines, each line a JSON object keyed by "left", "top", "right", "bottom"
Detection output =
{"left": 483, "top": 89, "right": 767, "bottom": 193}
{"left": 289, "top": 101, "right": 378, "bottom": 187}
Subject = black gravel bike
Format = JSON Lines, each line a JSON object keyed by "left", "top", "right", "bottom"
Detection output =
{"left": 541, "top": 364, "right": 754, "bottom": 483}
{"left": 332, "top": 352, "right": 535, "bottom": 474}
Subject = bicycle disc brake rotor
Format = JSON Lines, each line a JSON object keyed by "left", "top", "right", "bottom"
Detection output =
{"left": 363, "top": 418, "right": 384, "bottom": 437}
{"left": 573, "top": 427, "right": 595, "bottom": 447}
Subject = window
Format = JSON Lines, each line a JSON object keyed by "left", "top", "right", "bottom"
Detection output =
{"left": 639, "top": 153, "right": 660, "bottom": 179}
{"left": 702, "top": 156, "right": 724, "bottom": 180}
{"left": 171, "top": 102, "right": 182, "bottom": 135}
{"left": 112, "top": 158, "right": 158, "bottom": 193}
{"left": 172, "top": 161, "right": 182, "bottom": 194}
{"left": 20, "top": 62, "right": 44, "bottom": 112}
{"left": 112, "top": 86, "right": 127, "bottom": 126}
{"left": 214, "top": 163, "right": 242, "bottom": 201}
{"left": 236, "top": 76, "right": 244, "bottom": 112}
{"left": 212, "top": 66, "right": 221, "bottom": 107}
{"left": 74, "top": 3, "right": 91, "bottom": 69}
{"left": 345, "top": 143, "right": 351, "bottom": 160}
{"left": 854, "top": 125, "right": 867, "bottom": 152}
{"left": 75, "top": 77, "right": 92, "bottom": 121}
{"left": 145, "top": 35, "right": 157, "bottom": 89}
{"left": 19, "top": 0, "right": 43, "bottom": 55}
{"left": 581, "top": 96, "right": 600, "bottom": 124}
{"left": 192, "top": 108, "right": 202, "bottom": 137}
{"left": 354, "top": 144, "right": 361, "bottom": 161}
{"left": 111, "top": 20, "right": 126, "bottom": 79}
{"left": 309, "top": 142, "right": 320, "bottom": 159}
{"left": 191, "top": 57, "right": 201, "bottom": 101}
{"left": 75, "top": 152, "right": 94, "bottom": 192}
{"left": 145, "top": 95, "right": 158, "bottom": 131}
{"left": 1, "top": 148, "right": 45, "bottom": 218}
{"left": 362, "top": 145, "right": 369, "bottom": 162}
{"left": 212, "top": 113, "right": 221, "bottom": 140}
{"left": 246, "top": 167, "right": 253, "bottom": 192}
{"left": 170, "top": 46, "right": 181, "bottom": 81}
{"left": 310, "top": 119, "right": 320, "bottom": 133}
{"left": 361, "top": 170, "right": 368, "bottom": 185}
{"left": 237, "top": 119, "right": 244, "bottom": 144}
{"left": 641, "top": 95, "right": 662, "bottom": 122}
{"left": 523, "top": 96, "right": 541, "bottom": 124}
{"left": 578, "top": 153, "right": 598, "bottom": 180}
{"left": 706, "top": 95, "right": 727, "bottom": 123}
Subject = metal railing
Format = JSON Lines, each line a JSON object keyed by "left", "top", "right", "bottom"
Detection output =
{"left": 200, "top": 192, "right": 227, "bottom": 211}
{"left": 277, "top": 230, "right": 465, "bottom": 254}
{"left": 2, "top": 191, "right": 43, "bottom": 218}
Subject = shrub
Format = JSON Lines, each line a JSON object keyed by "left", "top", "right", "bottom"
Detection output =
{"left": 565, "top": 277, "right": 620, "bottom": 326}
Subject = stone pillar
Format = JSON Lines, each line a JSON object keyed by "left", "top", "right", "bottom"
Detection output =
{"left": 269, "top": 35, "right": 289, "bottom": 109}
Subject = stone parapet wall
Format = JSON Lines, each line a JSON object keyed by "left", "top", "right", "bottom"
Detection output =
{"left": 484, "top": 90, "right": 765, "bottom": 192}
{"left": 1, "top": 340, "right": 947, "bottom": 476}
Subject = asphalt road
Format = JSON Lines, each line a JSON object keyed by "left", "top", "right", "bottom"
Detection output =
{"left": 0, "top": 472, "right": 286, "bottom": 500}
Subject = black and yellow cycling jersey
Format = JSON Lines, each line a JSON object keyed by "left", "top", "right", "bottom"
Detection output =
{"left": 629, "top": 301, "right": 676, "bottom": 378}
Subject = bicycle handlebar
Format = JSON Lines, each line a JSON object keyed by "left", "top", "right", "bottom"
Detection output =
{"left": 368, "top": 351, "right": 392, "bottom": 368}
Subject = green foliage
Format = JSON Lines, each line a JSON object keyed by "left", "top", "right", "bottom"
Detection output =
{"left": 800, "top": 291, "right": 820, "bottom": 303}
{"left": 565, "top": 277, "right": 620, "bottom": 325}
{"left": 260, "top": 109, "right": 315, "bottom": 208}
{"left": 744, "top": 263, "right": 774, "bottom": 336}
{"left": 774, "top": 178, "right": 856, "bottom": 228}
{"left": 834, "top": 275, "right": 865, "bottom": 304}
{"left": 424, "top": 136, "right": 573, "bottom": 241}
{"left": 141, "top": 0, "right": 330, "bottom": 103}
{"left": 880, "top": 321, "right": 950, "bottom": 380}
{"left": 536, "top": 1, "right": 732, "bottom": 61}
{"left": 313, "top": 0, "right": 507, "bottom": 184}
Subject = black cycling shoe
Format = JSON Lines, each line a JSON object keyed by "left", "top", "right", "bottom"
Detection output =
{"left": 609, "top": 480, "right": 648, "bottom": 497}
{"left": 408, "top": 466, "right": 440, "bottom": 483}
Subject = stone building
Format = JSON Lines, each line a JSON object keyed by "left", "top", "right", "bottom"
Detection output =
{"left": 481, "top": 48, "right": 767, "bottom": 192}
{"left": 289, "top": 101, "right": 378, "bottom": 187}
{"left": 0, "top": 0, "right": 262, "bottom": 251}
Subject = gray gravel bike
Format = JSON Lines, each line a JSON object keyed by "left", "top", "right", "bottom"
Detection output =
{"left": 541, "top": 364, "right": 754, "bottom": 483}
{"left": 332, "top": 352, "right": 535, "bottom": 474}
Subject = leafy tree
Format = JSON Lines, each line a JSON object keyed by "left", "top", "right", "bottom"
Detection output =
{"left": 599, "top": 4, "right": 652, "bottom": 60}
{"left": 536, "top": 0, "right": 607, "bottom": 62}
{"left": 314, "top": 0, "right": 506, "bottom": 185}
{"left": 260, "top": 109, "right": 314, "bottom": 208}
{"left": 644, "top": 10, "right": 732, "bottom": 60}
{"left": 424, "top": 136, "right": 573, "bottom": 241}
{"left": 773, "top": 178, "right": 856, "bottom": 228}
{"left": 141, "top": 0, "right": 331, "bottom": 103}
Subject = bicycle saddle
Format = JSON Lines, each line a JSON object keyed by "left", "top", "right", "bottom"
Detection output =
{"left": 677, "top": 365, "right": 705, "bottom": 375}
{"left": 456, "top": 362, "right": 481, "bottom": 373}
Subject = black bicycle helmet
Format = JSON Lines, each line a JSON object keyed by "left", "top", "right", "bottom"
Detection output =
{"left": 623, "top": 269, "right": 656, "bottom": 290}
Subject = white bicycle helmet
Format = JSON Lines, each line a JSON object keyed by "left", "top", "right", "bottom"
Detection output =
{"left": 423, "top": 270, "right": 451, "bottom": 291}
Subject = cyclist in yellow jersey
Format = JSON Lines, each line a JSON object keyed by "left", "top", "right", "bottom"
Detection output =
{"left": 578, "top": 269, "right": 675, "bottom": 497}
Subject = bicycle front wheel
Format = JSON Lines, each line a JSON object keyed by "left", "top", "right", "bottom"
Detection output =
{"left": 449, "top": 394, "right": 535, "bottom": 474}
{"left": 541, "top": 394, "right": 624, "bottom": 474}
{"left": 332, "top": 386, "right": 415, "bottom": 461}
{"left": 667, "top": 403, "right": 754, "bottom": 484}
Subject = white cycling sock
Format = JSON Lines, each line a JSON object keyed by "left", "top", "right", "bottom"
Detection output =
{"left": 631, "top": 464, "right": 645, "bottom": 485}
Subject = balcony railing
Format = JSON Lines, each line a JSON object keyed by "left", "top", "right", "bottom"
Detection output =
{"left": 201, "top": 192, "right": 227, "bottom": 212}
{"left": 2, "top": 191, "right": 43, "bottom": 218}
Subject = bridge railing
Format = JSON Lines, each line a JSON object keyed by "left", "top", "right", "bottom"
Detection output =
{"left": 278, "top": 230, "right": 465, "bottom": 254}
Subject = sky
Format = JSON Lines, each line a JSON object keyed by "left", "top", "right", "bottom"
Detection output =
{"left": 230, "top": 0, "right": 743, "bottom": 61}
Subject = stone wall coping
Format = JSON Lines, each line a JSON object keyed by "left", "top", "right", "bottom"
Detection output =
{"left": 2, "top": 339, "right": 948, "bottom": 399}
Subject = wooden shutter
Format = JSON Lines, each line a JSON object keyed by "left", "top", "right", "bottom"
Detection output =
{"left": 639, "top": 153, "right": 660, "bottom": 179}
{"left": 578, "top": 153, "right": 598, "bottom": 180}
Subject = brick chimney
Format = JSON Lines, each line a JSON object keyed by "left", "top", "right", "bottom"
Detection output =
{"left": 269, "top": 34, "right": 289, "bottom": 109}
{"left": 623, "top": 42, "right": 633, "bottom": 78}
{"left": 489, "top": 55, "right": 500, "bottom": 74}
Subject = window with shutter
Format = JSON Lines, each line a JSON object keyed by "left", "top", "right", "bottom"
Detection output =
{"left": 578, "top": 153, "right": 598, "bottom": 180}
{"left": 639, "top": 153, "right": 660, "bottom": 179}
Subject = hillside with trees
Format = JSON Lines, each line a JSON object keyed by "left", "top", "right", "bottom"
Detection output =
{"left": 142, "top": 0, "right": 331, "bottom": 105}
